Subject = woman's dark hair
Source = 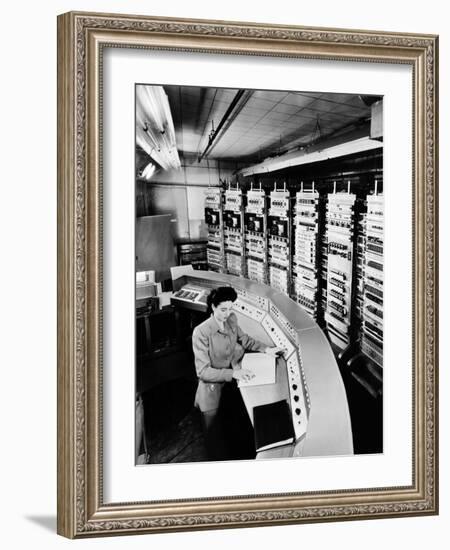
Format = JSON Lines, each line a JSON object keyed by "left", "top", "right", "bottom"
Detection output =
{"left": 206, "top": 286, "right": 238, "bottom": 315}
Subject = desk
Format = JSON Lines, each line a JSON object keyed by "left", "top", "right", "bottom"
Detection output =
{"left": 172, "top": 270, "right": 353, "bottom": 459}
{"left": 136, "top": 303, "right": 180, "bottom": 358}
{"left": 136, "top": 302, "right": 193, "bottom": 394}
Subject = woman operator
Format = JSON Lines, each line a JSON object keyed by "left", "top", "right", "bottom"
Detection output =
{"left": 192, "top": 286, "right": 282, "bottom": 460}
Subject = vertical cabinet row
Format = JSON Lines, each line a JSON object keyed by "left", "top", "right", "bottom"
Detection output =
{"left": 203, "top": 182, "right": 383, "bottom": 365}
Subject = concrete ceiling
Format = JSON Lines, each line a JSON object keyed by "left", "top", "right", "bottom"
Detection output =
{"left": 161, "top": 85, "right": 377, "bottom": 163}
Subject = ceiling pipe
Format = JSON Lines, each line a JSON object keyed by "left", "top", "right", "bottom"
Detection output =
{"left": 198, "top": 89, "right": 246, "bottom": 162}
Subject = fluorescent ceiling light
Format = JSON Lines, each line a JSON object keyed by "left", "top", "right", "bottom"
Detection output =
{"left": 136, "top": 86, "right": 181, "bottom": 171}
{"left": 238, "top": 137, "right": 382, "bottom": 177}
{"left": 141, "top": 162, "right": 156, "bottom": 181}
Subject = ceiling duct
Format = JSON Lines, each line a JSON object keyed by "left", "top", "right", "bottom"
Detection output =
{"left": 198, "top": 89, "right": 250, "bottom": 161}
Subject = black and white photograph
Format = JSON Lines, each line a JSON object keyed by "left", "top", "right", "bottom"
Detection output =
{"left": 134, "top": 83, "right": 384, "bottom": 466}
{"left": 1, "top": 0, "right": 444, "bottom": 544}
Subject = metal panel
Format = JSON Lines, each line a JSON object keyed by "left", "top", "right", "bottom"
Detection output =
{"left": 187, "top": 186, "right": 208, "bottom": 240}
{"left": 136, "top": 215, "right": 176, "bottom": 281}
{"left": 146, "top": 185, "right": 189, "bottom": 241}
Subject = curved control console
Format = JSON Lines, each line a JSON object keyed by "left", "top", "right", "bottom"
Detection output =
{"left": 171, "top": 270, "right": 353, "bottom": 458}
{"left": 231, "top": 292, "right": 309, "bottom": 445}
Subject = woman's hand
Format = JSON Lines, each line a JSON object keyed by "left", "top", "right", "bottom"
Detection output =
{"left": 264, "top": 346, "right": 284, "bottom": 357}
{"left": 232, "top": 368, "right": 255, "bottom": 382}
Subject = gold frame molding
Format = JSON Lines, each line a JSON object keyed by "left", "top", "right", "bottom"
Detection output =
{"left": 57, "top": 11, "right": 439, "bottom": 539}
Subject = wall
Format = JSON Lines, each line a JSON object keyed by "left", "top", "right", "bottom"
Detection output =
{"left": 137, "top": 156, "right": 244, "bottom": 240}
{"left": 1, "top": 1, "right": 447, "bottom": 549}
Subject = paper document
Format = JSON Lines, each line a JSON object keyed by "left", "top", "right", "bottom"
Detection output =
{"left": 237, "top": 352, "right": 276, "bottom": 387}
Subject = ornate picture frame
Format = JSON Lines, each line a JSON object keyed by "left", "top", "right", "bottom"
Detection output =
{"left": 57, "top": 11, "right": 438, "bottom": 538}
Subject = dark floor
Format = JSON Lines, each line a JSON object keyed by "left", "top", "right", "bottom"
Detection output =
{"left": 141, "top": 377, "right": 256, "bottom": 464}
{"left": 142, "top": 379, "right": 208, "bottom": 464}
{"left": 147, "top": 406, "right": 208, "bottom": 464}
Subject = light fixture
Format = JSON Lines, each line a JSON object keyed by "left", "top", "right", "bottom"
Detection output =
{"left": 141, "top": 161, "right": 156, "bottom": 181}
{"left": 136, "top": 86, "right": 181, "bottom": 171}
{"left": 238, "top": 136, "right": 382, "bottom": 176}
